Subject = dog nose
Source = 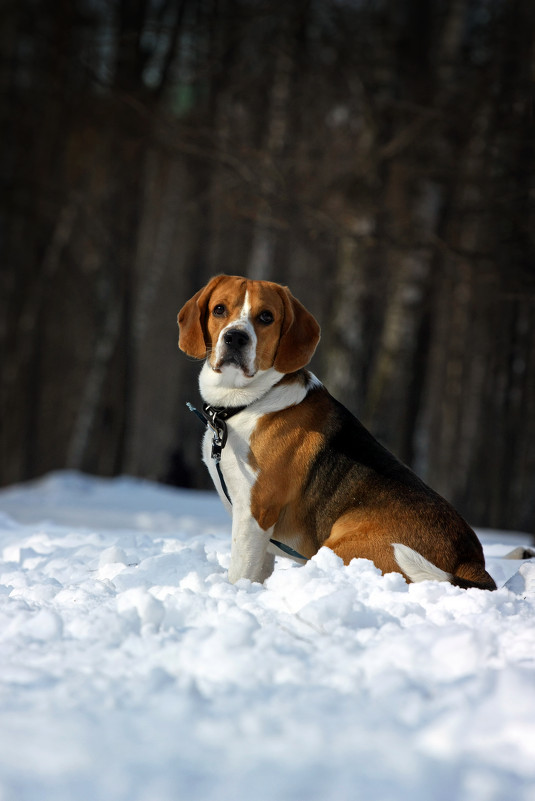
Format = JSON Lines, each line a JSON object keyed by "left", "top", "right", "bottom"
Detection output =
{"left": 223, "top": 329, "right": 250, "bottom": 349}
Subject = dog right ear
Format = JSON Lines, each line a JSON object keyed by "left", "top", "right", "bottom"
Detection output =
{"left": 177, "top": 275, "right": 226, "bottom": 359}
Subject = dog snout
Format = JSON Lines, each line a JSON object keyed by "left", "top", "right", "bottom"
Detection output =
{"left": 223, "top": 328, "right": 250, "bottom": 350}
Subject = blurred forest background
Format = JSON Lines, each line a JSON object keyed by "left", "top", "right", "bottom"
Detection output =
{"left": 1, "top": 0, "right": 534, "bottom": 532}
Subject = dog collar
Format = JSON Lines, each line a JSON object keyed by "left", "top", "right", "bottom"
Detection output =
{"left": 202, "top": 402, "right": 247, "bottom": 427}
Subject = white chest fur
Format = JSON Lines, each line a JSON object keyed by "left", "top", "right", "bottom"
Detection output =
{"left": 199, "top": 373, "right": 316, "bottom": 583}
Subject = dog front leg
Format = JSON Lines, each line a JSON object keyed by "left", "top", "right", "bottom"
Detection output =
{"left": 228, "top": 507, "right": 275, "bottom": 584}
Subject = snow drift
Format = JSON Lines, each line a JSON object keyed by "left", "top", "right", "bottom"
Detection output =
{"left": 0, "top": 472, "right": 534, "bottom": 801}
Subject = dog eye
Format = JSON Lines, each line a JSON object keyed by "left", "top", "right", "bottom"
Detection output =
{"left": 212, "top": 304, "right": 226, "bottom": 317}
{"left": 258, "top": 310, "right": 274, "bottom": 325}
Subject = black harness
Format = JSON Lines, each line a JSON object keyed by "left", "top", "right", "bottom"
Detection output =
{"left": 187, "top": 402, "right": 307, "bottom": 562}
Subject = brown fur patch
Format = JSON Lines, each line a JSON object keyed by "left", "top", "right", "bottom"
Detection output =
{"left": 249, "top": 383, "right": 495, "bottom": 588}
{"left": 249, "top": 381, "right": 330, "bottom": 558}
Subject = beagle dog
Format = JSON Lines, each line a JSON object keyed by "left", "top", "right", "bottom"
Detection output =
{"left": 178, "top": 275, "right": 496, "bottom": 590}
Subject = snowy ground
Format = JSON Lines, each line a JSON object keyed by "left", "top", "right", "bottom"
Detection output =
{"left": 0, "top": 472, "right": 534, "bottom": 801}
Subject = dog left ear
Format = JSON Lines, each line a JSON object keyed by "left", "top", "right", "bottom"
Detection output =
{"left": 178, "top": 275, "right": 226, "bottom": 358}
{"left": 274, "top": 287, "right": 321, "bottom": 374}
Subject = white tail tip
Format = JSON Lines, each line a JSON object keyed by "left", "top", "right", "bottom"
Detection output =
{"left": 392, "top": 543, "right": 453, "bottom": 584}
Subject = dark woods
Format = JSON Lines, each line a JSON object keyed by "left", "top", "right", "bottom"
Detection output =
{"left": 1, "top": 0, "right": 534, "bottom": 531}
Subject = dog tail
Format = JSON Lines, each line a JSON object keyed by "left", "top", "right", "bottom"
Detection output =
{"left": 392, "top": 543, "right": 497, "bottom": 590}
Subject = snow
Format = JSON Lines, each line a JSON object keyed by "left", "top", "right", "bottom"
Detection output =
{"left": 0, "top": 471, "right": 534, "bottom": 801}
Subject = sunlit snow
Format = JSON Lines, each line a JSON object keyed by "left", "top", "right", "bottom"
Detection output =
{"left": 0, "top": 472, "right": 534, "bottom": 801}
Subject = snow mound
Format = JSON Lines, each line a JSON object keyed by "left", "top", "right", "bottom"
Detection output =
{"left": 0, "top": 471, "right": 534, "bottom": 801}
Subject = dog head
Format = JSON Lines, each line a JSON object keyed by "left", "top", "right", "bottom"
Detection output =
{"left": 178, "top": 275, "right": 320, "bottom": 384}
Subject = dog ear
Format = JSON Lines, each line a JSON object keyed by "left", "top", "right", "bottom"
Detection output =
{"left": 178, "top": 275, "right": 227, "bottom": 358}
{"left": 274, "top": 286, "right": 321, "bottom": 374}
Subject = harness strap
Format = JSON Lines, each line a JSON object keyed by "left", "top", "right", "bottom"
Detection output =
{"left": 187, "top": 401, "right": 308, "bottom": 562}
